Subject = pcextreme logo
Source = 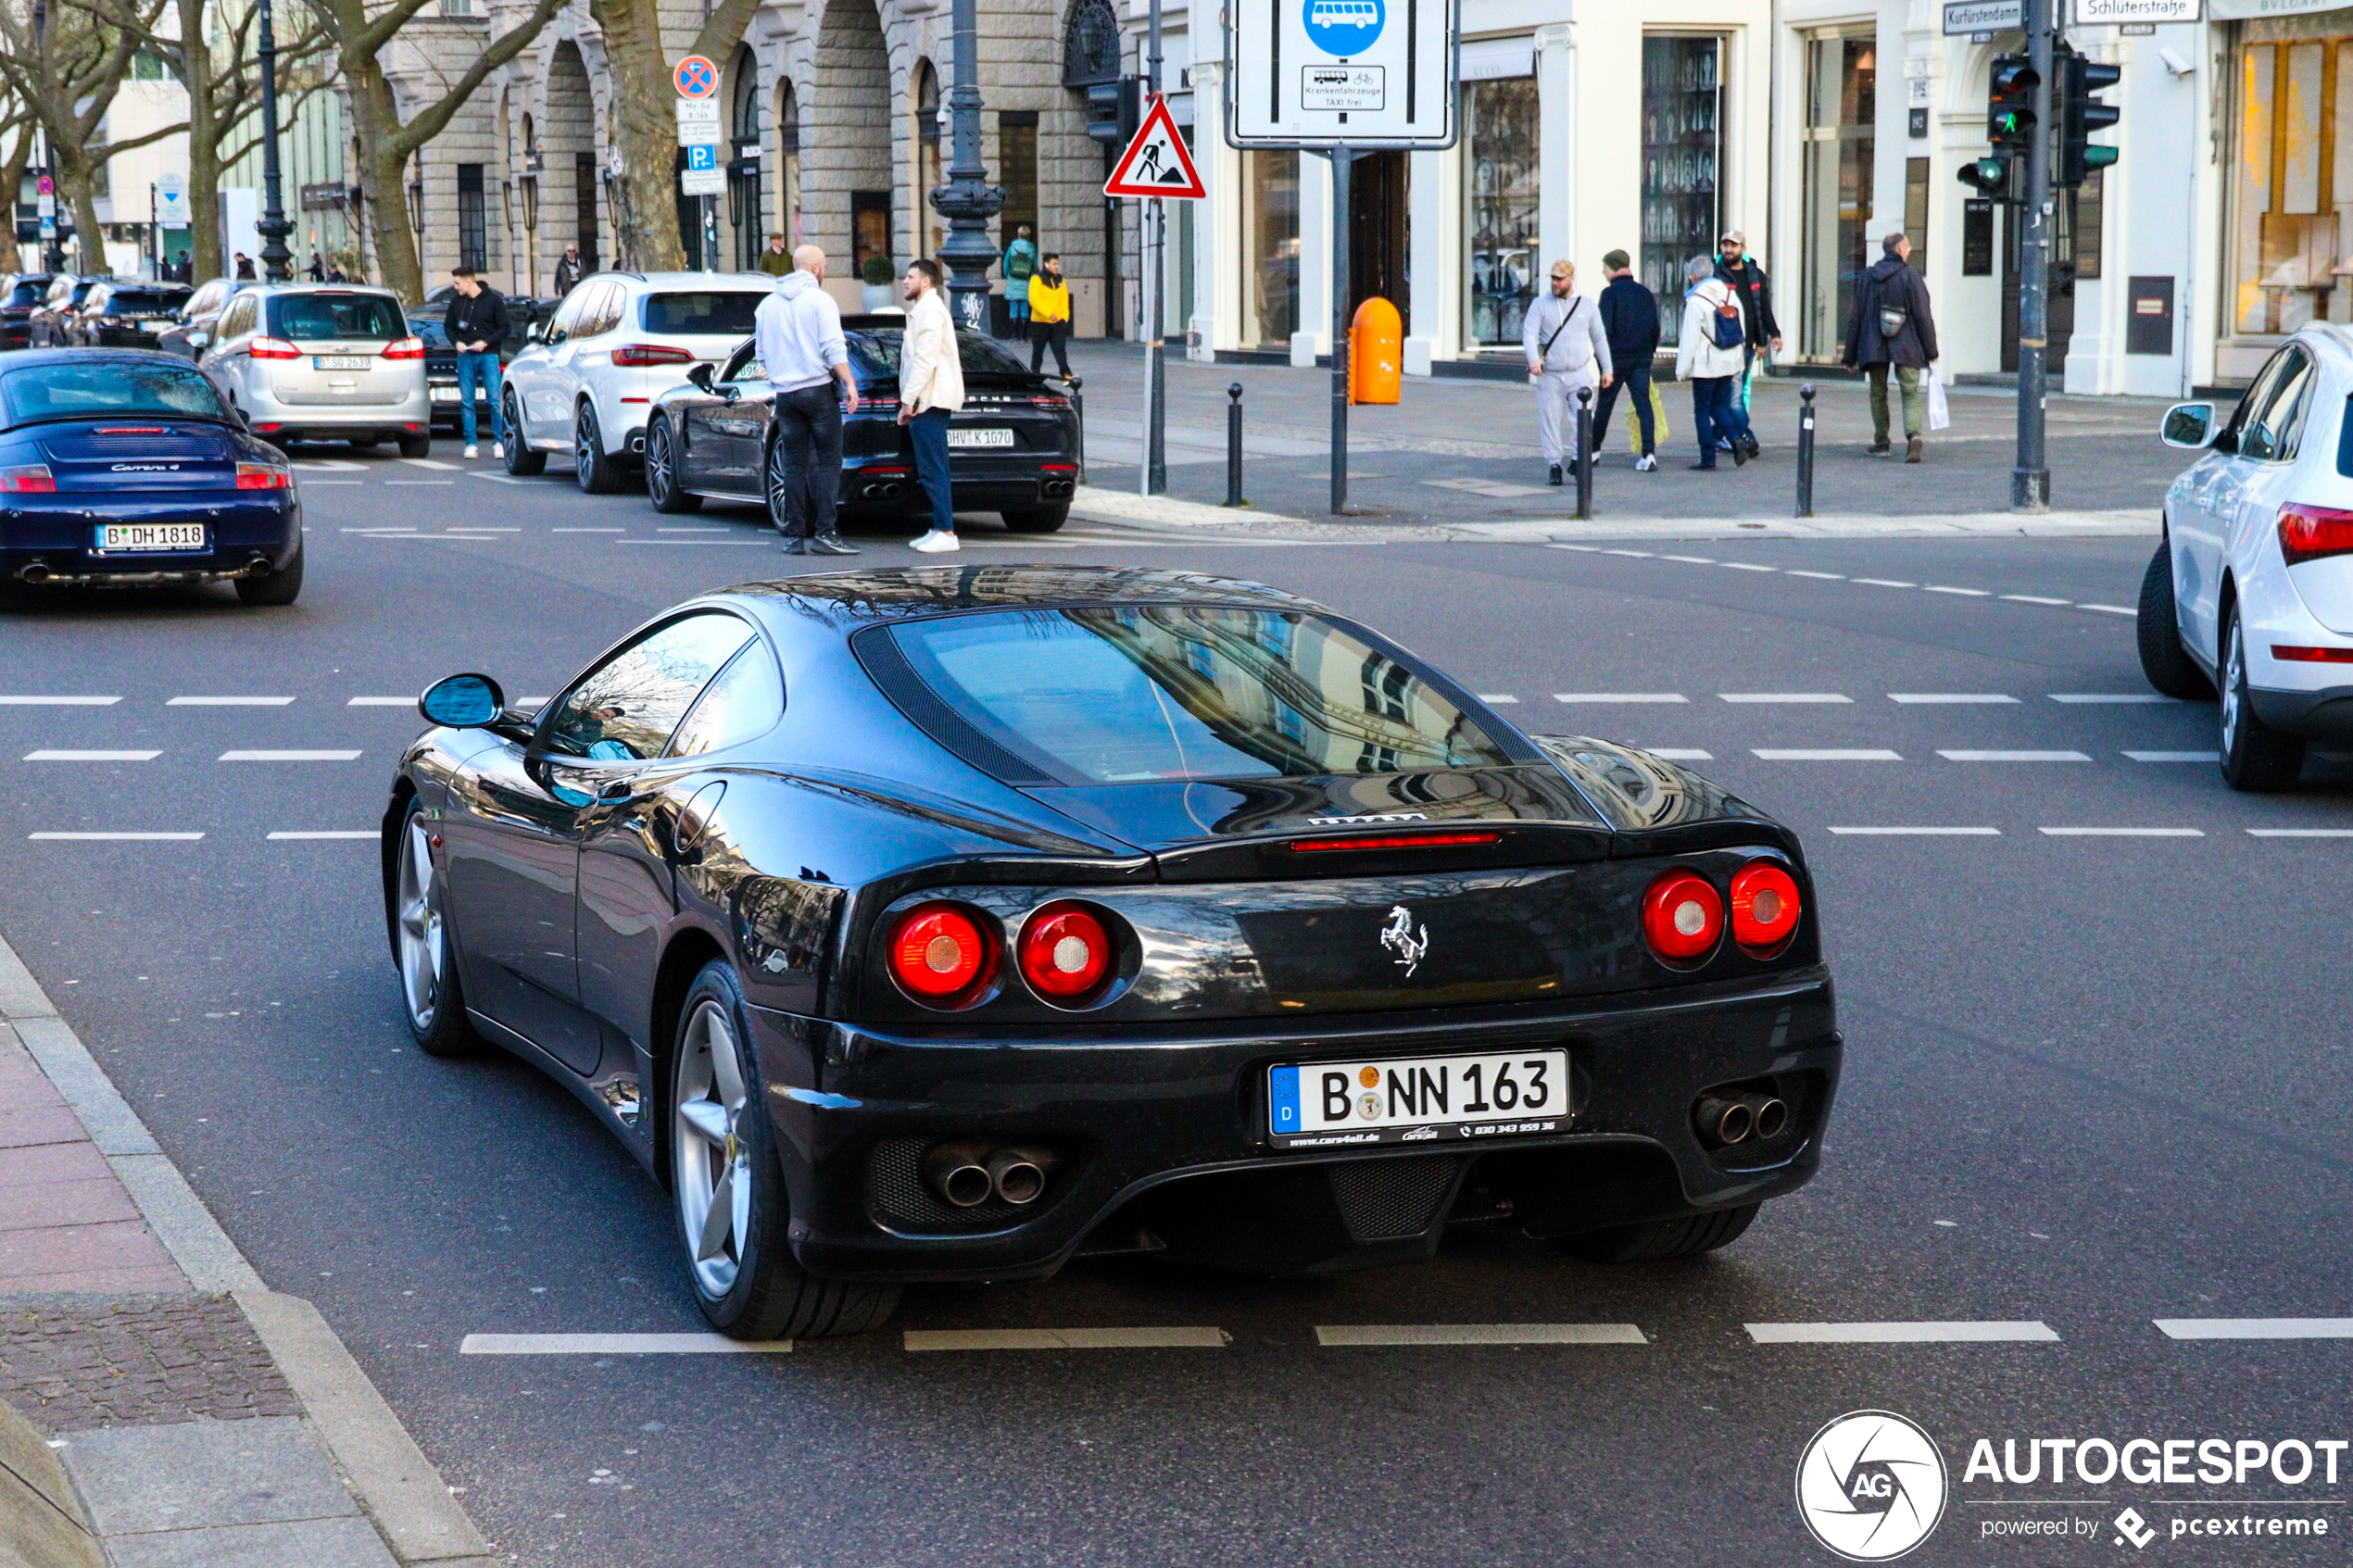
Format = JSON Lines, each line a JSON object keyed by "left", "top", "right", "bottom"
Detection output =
{"left": 1796, "top": 1411, "right": 1951, "bottom": 1562}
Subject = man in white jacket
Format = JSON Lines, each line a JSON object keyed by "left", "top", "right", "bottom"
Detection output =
{"left": 1673, "top": 255, "right": 1753, "bottom": 472}
{"left": 897, "top": 258, "right": 966, "bottom": 554}
{"left": 752, "top": 245, "right": 863, "bottom": 554}
{"left": 1521, "top": 258, "right": 1612, "bottom": 486}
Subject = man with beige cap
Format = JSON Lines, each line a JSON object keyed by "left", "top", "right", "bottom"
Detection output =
{"left": 1522, "top": 257, "right": 1613, "bottom": 486}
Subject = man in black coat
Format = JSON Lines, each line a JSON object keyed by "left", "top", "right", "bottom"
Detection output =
{"left": 445, "top": 267, "right": 511, "bottom": 459}
{"left": 1843, "top": 232, "right": 1941, "bottom": 462}
{"left": 1592, "top": 250, "right": 1661, "bottom": 471}
{"left": 1714, "top": 230, "right": 1780, "bottom": 420}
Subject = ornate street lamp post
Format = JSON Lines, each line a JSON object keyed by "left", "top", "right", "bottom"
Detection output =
{"left": 929, "top": 0, "right": 1003, "bottom": 332}
{"left": 255, "top": 0, "right": 294, "bottom": 282}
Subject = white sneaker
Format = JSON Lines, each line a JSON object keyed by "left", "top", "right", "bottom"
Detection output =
{"left": 492, "top": 442, "right": 505, "bottom": 459}
{"left": 1634, "top": 454, "right": 1657, "bottom": 472}
{"left": 908, "top": 530, "right": 961, "bottom": 554}
{"left": 463, "top": 444, "right": 479, "bottom": 459}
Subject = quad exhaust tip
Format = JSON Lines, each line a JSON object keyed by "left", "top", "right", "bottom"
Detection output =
{"left": 923, "top": 1140, "right": 1058, "bottom": 1208}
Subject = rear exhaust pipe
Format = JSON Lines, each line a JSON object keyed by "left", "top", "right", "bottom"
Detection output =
{"left": 1694, "top": 1096, "right": 1753, "bottom": 1147}
{"left": 1750, "top": 1096, "right": 1789, "bottom": 1140}
{"left": 18, "top": 562, "right": 50, "bottom": 583}
{"left": 987, "top": 1150, "right": 1047, "bottom": 1206}
{"left": 923, "top": 1144, "right": 993, "bottom": 1209}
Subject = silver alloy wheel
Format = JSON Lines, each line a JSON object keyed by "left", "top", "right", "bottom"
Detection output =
{"left": 673, "top": 997, "right": 751, "bottom": 1298}
{"left": 503, "top": 389, "right": 523, "bottom": 443}
{"left": 648, "top": 420, "right": 673, "bottom": 501}
{"left": 764, "top": 440, "right": 789, "bottom": 524}
{"left": 574, "top": 407, "right": 598, "bottom": 478}
{"left": 395, "top": 819, "right": 444, "bottom": 1031}
{"left": 2221, "top": 615, "right": 2245, "bottom": 752}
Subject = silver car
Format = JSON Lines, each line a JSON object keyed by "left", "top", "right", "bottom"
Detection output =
{"left": 198, "top": 283, "right": 432, "bottom": 456}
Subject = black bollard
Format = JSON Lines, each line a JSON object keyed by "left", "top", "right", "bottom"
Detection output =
{"left": 1795, "top": 383, "right": 1816, "bottom": 519}
{"left": 1224, "top": 382, "right": 1246, "bottom": 508}
{"left": 1574, "top": 384, "right": 1595, "bottom": 521}
{"left": 1068, "top": 374, "right": 1086, "bottom": 486}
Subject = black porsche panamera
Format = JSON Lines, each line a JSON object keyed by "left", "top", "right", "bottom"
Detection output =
{"left": 383, "top": 568, "right": 1842, "bottom": 1338}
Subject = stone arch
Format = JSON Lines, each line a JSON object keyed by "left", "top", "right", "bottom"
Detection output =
{"left": 727, "top": 46, "right": 765, "bottom": 269}
{"left": 541, "top": 39, "right": 599, "bottom": 275}
{"left": 808, "top": 0, "right": 895, "bottom": 281}
{"left": 775, "top": 79, "right": 803, "bottom": 245}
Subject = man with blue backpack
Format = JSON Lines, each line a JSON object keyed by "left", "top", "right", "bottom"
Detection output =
{"left": 1674, "top": 254, "right": 1753, "bottom": 471}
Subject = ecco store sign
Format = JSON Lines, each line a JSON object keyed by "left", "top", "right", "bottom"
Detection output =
{"left": 1795, "top": 1412, "right": 2347, "bottom": 1560}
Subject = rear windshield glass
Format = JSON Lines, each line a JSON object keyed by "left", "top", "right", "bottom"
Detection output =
{"left": 0, "top": 360, "right": 229, "bottom": 424}
{"left": 885, "top": 607, "right": 1511, "bottom": 784}
{"left": 104, "top": 290, "right": 189, "bottom": 314}
{"left": 408, "top": 317, "right": 452, "bottom": 349}
{"left": 5, "top": 282, "right": 47, "bottom": 307}
{"left": 641, "top": 292, "right": 764, "bottom": 335}
{"left": 849, "top": 329, "right": 1034, "bottom": 381}
{"left": 268, "top": 293, "right": 406, "bottom": 341}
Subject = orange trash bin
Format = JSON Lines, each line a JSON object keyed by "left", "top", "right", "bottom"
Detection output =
{"left": 1349, "top": 296, "right": 1403, "bottom": 406}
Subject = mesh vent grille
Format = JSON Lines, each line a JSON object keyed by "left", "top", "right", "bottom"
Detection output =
{"left": 865, "top": 1136, "right": 1031, "bottom": 1232}
{"left": 1327, "top": 1156, "right": 1466, "bottom": 1241}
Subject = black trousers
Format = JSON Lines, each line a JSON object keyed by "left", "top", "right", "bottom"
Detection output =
{"left": 1592, "top": 367, "right": 1656, "bottom": 457}
{"left": 768, "top": 384, "right": 844, "bottom": 538}
{"left": 1030, "top": 322, "right": 1072, "bottom": 378}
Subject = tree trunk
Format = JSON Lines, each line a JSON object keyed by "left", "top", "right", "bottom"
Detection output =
{"left": 176, "top": 0, "right": 222, "bottom": 282}
{"left": 587, "top": 0, "right": 685, "bottom": 272}
{"left": 0, "top": 133, "right": 30, "bottom": 253}
{"left": 346, "top": 61, "right": 422, "bottom": 302}
{"left": 52, "top": 143, "right": 107, "bottom": 275}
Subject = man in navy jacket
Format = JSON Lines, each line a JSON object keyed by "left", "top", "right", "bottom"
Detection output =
{"left": 1592, "top": 251, "right": 1661, "bottom": 471}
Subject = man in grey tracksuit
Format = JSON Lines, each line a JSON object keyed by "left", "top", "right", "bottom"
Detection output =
{"left": 1522, "top": 257, "right": 1614, "bottom": 486}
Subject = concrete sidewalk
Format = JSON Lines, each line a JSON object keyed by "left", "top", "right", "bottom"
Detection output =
{"left": 0, "top": 939, "right": 495, "bottom": 1568}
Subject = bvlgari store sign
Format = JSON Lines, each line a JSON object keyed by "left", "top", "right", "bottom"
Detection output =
{"left": 2211, "top": 0, "right": 2347, "bottom": 16}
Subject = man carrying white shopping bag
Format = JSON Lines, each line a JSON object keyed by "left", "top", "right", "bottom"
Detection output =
{"left": 1840, "top": 232, "right": 1941, "bottom": 463}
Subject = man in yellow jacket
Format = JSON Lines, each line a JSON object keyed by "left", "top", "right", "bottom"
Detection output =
{"left": 1026, "top": 253, "right": 1072, "bottom": 379}
{"left": 899, "top": 258, "right": 966, "bottom": 554}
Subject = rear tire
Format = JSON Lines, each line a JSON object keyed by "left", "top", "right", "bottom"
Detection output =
{"left": 671, "top": 960, "right": 900, "bottom": 1339}
{"left": 2219, "top": 603, "right": 2306, "bottom": 792}
{"left": 2137, "top": 540, "right": 2212, "bottom": 699}
{"left": 1555, "top": 1203, "right": 1758, "bottom": 1263}
{"left": 233, "top": 540, "right": 304, "bottom": 607}
{"left": 574, "top": 402, "right": 624, "bottom": 495}
{"left": 502, "top": 390, "right": 546, "bottom": 475}
{"left": 645, "top": 418, "right": 702, "bottom": 513}
{"left": 396, "top": 432, "right": 431, "bottom": 458}
{"left": 1000, "top": 504, "right": 1069, "bottom": 534}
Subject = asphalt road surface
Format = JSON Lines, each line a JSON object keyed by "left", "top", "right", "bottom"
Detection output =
{"left": 2, "top": 449, "right": 2348, "bottom": 1566}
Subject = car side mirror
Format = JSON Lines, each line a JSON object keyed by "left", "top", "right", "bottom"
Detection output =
{"left": 2161, "top": 402, "right": 2218, "bottom": 449}
{"left": 189, "top": 331, "right": 209, "bottom": 348}
{"left": 686, "top": 362, "right": 715, "bottom": 392}
{"left": 526, "top": 321, "right": 544, "bottom": 344}
{"left": 419, "top": 672, "right": 506, "bottom": 728}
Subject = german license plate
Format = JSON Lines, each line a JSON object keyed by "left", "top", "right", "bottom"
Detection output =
{"left": 314, "top": 356, "right": 370, "bottom": 370}
{"left": 947, "top": 427, "right": 1014, "bottom": 449}
{"left": 94, "top": 523, "right": 207, "bottom": 552}
{"left": 1267, "top": 1050, "right": 1569, "bottom": 1148}
{"left": 431, "top": 385, "right": 460, "bottom": 402}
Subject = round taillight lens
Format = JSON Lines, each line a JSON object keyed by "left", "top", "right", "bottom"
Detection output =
{"left": 1642, "top": 871, "right": 1724, "bottom": 962}
{"left": 888, "top": 903, "right": 991, "bottom": 1001}
{"left": 1018, "top": 901, "right": 1114, "bottom": 1000}
{"left": 1729, "top": 861, "right": 1802, "bottom": 953}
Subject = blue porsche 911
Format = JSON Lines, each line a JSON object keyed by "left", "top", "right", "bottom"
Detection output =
{"left": 0, "top": 349, "right": 303, "bottom": 606}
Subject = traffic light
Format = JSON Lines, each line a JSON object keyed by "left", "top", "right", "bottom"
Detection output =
{"left": 1988, "top": 55, "right": 2040, "bottom": 152}
{"left": 1086, "top": 78, "right": 1141, "bottom": 147}
{"left": 1956, "top": 154, "right": 2020, "bottom": 202}
{"left": 2058, "top": 48, "right": 2121, "bottom": 187}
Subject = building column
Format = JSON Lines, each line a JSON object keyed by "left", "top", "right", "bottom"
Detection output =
{"left": 1191, "top": 60, "right": 1226, "bottom": 359}
{"left": 1292, "top": 148, "right": 1331, "bottom": 363}
{"left": 1405, "top": 141, "right": 1457, "bottom": 373}
{"left": 1536, "top": 22, "right": 1574, "bottom": 279}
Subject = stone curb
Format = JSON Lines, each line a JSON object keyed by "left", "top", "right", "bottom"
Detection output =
{"left": 0, "top": 933, "right": 493, "bottom": 1566}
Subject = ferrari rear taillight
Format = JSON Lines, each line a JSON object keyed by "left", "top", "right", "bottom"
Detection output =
{"left": 381, "top": 335, "right": 426, "bottom": 359}
{"left": 611, "top": 344, "right": 696, "bottom": 367}
{"left": 248, "top": 336, "right": 302, "bottom": 359}
{"left": 1017, "top": 902, "right": 1114, "bottom": 1001}
{"left": 1642, "top": 871, "right": 1723, "bottom": 962}
{"left": 2278, "top": 503, "right": 2353, "bottom": 567}
{"left": 235, "top": 462, "right": 293, "bottom": 490}
{"left": 1728, "top": 861, "right": 1802, "bottom": 954}
{"left": 0, "top": 463, "right": 57, "bottom": 494}
{"left": 887, "top": 903, "right": 994, "bottom": 1004}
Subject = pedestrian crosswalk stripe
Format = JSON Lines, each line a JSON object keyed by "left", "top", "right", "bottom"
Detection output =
{"left": 2153, "top": 1319, "right": 2353, "bottom": 1340}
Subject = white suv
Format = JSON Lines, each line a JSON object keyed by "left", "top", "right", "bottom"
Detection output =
{"left": 500, "top": 270, "right": 774, "bottom": 492}
{"left": 2145, "top": 323, "right": 2353, "bottom": 789}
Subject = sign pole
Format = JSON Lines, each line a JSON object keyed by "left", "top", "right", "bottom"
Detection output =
{"left": 1145, "top": 0, "right": 1166, "bottom": 495}
{"left": 2013, "top": 0, "right": 2052, "bottom": 511}
{"left": 1330, "top": 144, "right": 1351, "bottom": 515}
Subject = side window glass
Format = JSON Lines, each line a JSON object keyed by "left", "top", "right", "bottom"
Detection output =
{"left": 721, "top": 344, "right": 765, "bottom": 384}
{"left": 668, "top": 642, "right": 785, "bottom": 756}
{"left": 542, "top": 613, "right": 758, "bottom": 762}
{"left": 2241, "top": 348, "right": 2311, "bottom": 462}
{"left": 2222, "top": 348, "right": 2295, "bottom": 457}
{"left": 2273, "top": 358, "right": 2322, "bottom": 462}
{"left": 546, "top": 289, "right": 586, "bottom": 344}
{"left": 584, "top": 283, "right": 622, "bottom": 338}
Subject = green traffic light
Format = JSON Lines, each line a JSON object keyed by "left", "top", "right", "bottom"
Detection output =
{"left": 2082, "top": 145, "right": 2119, "bottom": 170}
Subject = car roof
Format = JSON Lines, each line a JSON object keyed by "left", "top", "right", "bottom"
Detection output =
{"left": 0, "top": 347, "right": 207, "bottom": 368}
{"left": 587, "top": 270, "right": 774, "bottom": 290}
{"left": 713, "top": 566, "right": 1327, "bottom": 633}
{"left": 231, "top": 282, "right": 399, "bottom": 296}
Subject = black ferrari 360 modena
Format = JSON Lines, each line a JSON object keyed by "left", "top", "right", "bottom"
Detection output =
{"left": 384, "top": 568, "right": 1840, "bottom": 1338}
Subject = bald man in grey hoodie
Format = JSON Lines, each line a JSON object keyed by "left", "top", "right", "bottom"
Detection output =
{"left": 753, "top": 245, "right": 862, "bottom": 554}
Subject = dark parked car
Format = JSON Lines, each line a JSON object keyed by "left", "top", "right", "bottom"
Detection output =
{"left": 27, "top": 275, "right": 112, "bottom": 347}
{"left": 642, "top": 319, "right": 1080, "bottom": 533}
{"left": 157, "top": 277, "right": 238, "bottom": 360}
{"left": 1, "top": 273, "right": 57, "bottom": 351}
{"left": 68, "top": 282, "right": 195, "bottom": 349}
{"left": 383, "top": 567, "right": 1839, "bottom": 1339}
{"left": 406, "top": 309, "right": 498, "bottom": 435}
{"left": 0, "top": 349, "right": 303, "bottom": 605}
{"left": 420, "top": 283, "right": 547, "bottom": 352}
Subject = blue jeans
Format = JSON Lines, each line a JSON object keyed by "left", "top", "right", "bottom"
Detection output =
{"left": 908, "top": 408, "right": 953, "bottom": 534}
{"left": 1690, "top": 375, "right": 1751, "bottom": 467}
{"left": 454, "top": 352, "right": 503, "bottom": 446}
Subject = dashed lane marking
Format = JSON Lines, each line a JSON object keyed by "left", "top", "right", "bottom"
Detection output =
{"left": 1753, "top": 748, "right": 1904, "bottom": 761}
{"left": 28, "top": 832, "right": 203, "bottom": 842}
{"left": 616, "top": 538, "right": 770, "bottom": 547}
{"left": 267, "top": 831, "right": 377, "bottom": 841}
{"left": 902, "top": 1327, "right": 1229, "bottom": 1352}
{"left": 1922, "top": 585, "right": 1993, "bottom": 597}
{"left": 2154, "top": 1320, "right": 2353, "bottom": 1340}
{"left": 2247, "top": 828, "right": 2353, "bottom": 838}
{"left": 23, "top": 750, "right": 159, "bottom": 761}
{"left": 397, "top": 457, "right": 462, "bottom": 470}
{"left": 1658, "top": 554, "right": 1714, "bottom": 564}
{"left": 552, "top": 527, "right": 625, "bottom": 533}
{"left": 2125, "top": 750, "right": 2221, "bottom": 762}
{"left": 1720, "top": 693, "right": 1852, "bottom": 704}
{"left": 218, "top": 749, "right": 362, "bottom": 762}
{"left": 384, "top": 480, "right": 457, "bottom": 487}
{"left": 2002, "top": 594, "right": 2071, "bottom": 606}
{"left": 2050, "top": 694, "right": 2177, "bottom": 704}
{"left": 1851, "top": 578, "right": 1918, "bottom": 589}
{"left": 1746, "top": 1321, "right": 2060, "bottom": 1344}
{"left": 348, "top": 697, "right": 413, "bottom": 707}
{"left": 1785, "top": 570, "right": 1845, "bottom": 581}
{"left": 1889, "top": 693, "right": 2017, "bottom": 704}
{"left": 1939, "top": 750, "right": 2093, "bottom": 762}
{"left": 1554, "top": 692, "right": 1687, "bottom": 704}
{"left": 1315, "top": 1323, "right": 1647, "bottom": 1347}
{"left": 459, "top": 1334, "right": 792, "bottom": 1355}
{"left": 1829, "top": 826, "right": 2001, "bottom": 836}
{"left": 168, "top": 696, "right": 295, "bottom": 707}
{"left": 1721, "top": 562, "right": 1778, "bottom": 573}
{"left": 0, "top": 696, "right": 121, "bottom": 706}
{"left": 2080, "top": 604, "right": 2137, "bottom": 617}
{"left": 2039, "top": 826, "right": 2205, "bottom": 838}
{"left": 1476, "top": 694, "right": 1520, "bottom": 703}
